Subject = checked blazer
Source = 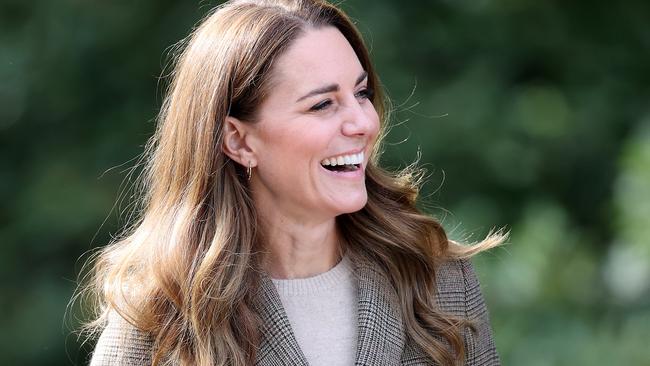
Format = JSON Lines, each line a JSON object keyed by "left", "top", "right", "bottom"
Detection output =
{"left": 90, "top": 256, "right": 500, "bottom": 365}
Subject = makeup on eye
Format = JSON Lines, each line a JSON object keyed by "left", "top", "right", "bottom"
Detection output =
{"left": 310, "top": 99, "right": 333, "bottom": 111}
{"left": 297, "top": 71, "right": 369, "bottom": 103}
{"left": 307, "top": 86, "right": 374, "bottom": 112}
{"left": 355, "top": 87, "right": 374, "bottom": 100}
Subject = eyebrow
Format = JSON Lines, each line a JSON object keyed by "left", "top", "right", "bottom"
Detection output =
{"left": 295, "top": 71, "right": 368, "bottom": 102}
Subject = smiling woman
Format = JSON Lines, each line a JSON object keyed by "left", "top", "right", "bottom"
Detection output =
{"left": 80, "top": 0, "right": 506, "bottom": 365}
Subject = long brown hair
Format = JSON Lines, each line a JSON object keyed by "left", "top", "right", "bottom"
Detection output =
{"left": 79, "top": 0, "right": 506, "bottom": 365}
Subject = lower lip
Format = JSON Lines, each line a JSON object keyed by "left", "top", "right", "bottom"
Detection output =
{"left": 320, "top": 164, "right": 365, "bottom": 179}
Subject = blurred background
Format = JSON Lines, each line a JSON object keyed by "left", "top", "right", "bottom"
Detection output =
{"left": 1, "top": 0, "right": 649, "bottom": 365}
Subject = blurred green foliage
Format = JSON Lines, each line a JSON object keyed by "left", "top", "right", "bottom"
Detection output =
{"left": 1, "top": 0, "right": 649, "bottom": 365}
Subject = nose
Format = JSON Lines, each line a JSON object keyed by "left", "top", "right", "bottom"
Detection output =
{"left": 340, "top": 99, "right": 378, "bottom": 137}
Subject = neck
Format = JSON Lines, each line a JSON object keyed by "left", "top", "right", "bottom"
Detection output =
{"left": 258, "top": 211, "right": 342, "bottom": 280}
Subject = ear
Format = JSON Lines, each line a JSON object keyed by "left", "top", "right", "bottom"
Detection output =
{"left": 222, "top": 116, "right": 257, "bottom": 167}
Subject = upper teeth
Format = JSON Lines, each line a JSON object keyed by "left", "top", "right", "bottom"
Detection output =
{"left": 320, "top": 151, "right": 364, "bottom": 166}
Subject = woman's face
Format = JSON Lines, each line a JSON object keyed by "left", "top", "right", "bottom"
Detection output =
{"left": 247, "top": 26, "right": 380, "bottom": 222}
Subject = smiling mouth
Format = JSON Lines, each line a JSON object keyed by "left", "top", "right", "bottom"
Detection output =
{"left": 320, "top": 151, "right": 364, "bottom": 173}
{"left": 322, "top": 163, "right": 361, "bottom": 172}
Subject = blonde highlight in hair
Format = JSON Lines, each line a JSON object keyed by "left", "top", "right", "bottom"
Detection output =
{"left": 78, "top": 1, "right": 506, "bottom": 365}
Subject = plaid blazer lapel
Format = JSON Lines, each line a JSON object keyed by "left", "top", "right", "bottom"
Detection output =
{"left": 353, "top": 257, "right": 406, "bottom": 365}
{"left": 250, "top": 256, "right": 409, "bottom": 366}
{"left": 252, "top": 275, "right": 309, "bottom": 366}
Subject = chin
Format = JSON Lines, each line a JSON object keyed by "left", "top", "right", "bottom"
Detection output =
{"left": 332, "top": 191, "right": 368, "bottom": 215}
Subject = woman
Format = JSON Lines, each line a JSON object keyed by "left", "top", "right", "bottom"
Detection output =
{"left": 84, "top": 0, "right": 506, "bottom": 365}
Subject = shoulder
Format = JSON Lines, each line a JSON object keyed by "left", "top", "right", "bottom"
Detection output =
{"left": 434, "top": 258, "right": 488, "bottom": 319}
{"left": 89, "top": 311, "right": 154, "bottom": 366}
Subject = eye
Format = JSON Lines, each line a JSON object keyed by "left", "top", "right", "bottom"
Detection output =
{"left": 309, "top": 99, "right": 333, "bottom": 112}
{"left": 355, "top": 87, "right": 374, "bottom": 101}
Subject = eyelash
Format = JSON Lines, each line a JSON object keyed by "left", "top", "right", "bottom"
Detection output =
{"left": 309, "top": 87, "right": 375, "bottom": 112}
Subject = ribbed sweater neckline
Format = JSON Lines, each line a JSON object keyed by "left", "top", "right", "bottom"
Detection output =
{"left": 271, "top": 254, "right": 353, "bottom": 296}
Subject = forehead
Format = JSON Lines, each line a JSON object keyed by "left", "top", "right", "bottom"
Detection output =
{"left": 269, "top": 26, "right": 365, "bottom": 96}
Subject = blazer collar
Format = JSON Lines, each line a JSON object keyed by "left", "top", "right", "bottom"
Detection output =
{"left": 252, "top": 274, "right": 309, "bottom": 365}
{"left": 353, "top": 256, "right": 406, "bottom": 365}
{"left": 251, "top": 255, "right": 406, "bottom": 366}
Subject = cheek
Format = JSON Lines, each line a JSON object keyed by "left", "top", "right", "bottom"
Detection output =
{"left": 259, "top": 124, "right": 329, "bottom": 170}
